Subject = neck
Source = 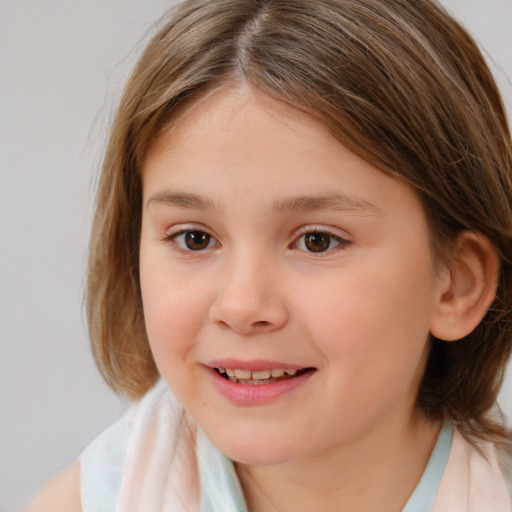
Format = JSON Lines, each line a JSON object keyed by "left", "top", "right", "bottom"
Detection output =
{"left": 235, "top": 415, "right": 441, "bottom": 512}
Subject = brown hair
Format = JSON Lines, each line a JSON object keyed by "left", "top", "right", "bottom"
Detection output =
{"left": 87, "top": 0, "right": 512, "bottom": 442}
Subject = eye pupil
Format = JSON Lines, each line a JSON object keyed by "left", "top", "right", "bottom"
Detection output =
{"left": 184, "top": 231, "right": 211, "bottom": 250}
{"left": 305, "top": 232, "right": 331, "bottom": 252}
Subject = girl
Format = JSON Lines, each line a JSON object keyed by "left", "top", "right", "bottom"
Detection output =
{"left": 28, "top": 0, "right": 512, "bottom": 510}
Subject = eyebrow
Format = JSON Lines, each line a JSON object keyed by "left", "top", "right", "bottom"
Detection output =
{"left": 272, "top": 194, "right": 380, "bottom": 215}
{"left": 147, "top": 191, "right": 219, "bottom": 210}
{"left": 147, "top": 191, "right": 380, "bottom": 215}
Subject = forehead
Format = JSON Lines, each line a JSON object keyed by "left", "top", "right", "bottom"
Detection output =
{"left": 141, "top": 85, "right": 421, "bottom": 221}
{"left": 145, "top": 85, "right": 329, "bottom": 163}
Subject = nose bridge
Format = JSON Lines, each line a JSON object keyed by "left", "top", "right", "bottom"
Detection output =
{"left": 209, "top": 242, "right": 288, "bottom": 333}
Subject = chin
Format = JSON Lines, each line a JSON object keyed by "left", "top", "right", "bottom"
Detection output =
{"left": 209, "top": 431, "right": 301, "bottom": 466}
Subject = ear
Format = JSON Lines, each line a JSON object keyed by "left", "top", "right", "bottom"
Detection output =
{"left": 430, "top": 231, "right": 499, "bottom": 342}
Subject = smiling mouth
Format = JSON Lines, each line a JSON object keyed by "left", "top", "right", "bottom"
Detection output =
{"left": 214, "top": 367, "right": 312, "bottom": 385}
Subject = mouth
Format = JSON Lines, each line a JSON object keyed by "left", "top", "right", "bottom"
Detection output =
{"left": 206, "top": 361, "right": 316, "bottom": 405}
{"left": 214, "top": 367, "right": 312, "bottom": 385}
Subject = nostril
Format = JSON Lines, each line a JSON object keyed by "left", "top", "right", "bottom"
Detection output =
{"left": 253, "top": 320, "right": 271, "bottom": 327}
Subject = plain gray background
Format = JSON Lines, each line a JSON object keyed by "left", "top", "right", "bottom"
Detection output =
{"left": 1, "top": 1, "right": 511, "bottom": 510}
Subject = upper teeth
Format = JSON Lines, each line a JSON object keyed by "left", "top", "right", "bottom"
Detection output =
{"left": 218, "top": 368, "right": 297, "bottom": 379}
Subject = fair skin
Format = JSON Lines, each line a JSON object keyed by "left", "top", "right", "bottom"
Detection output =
{"left": 139, "top": 85, "right": 447, "bottom": 512}
{"left": 25, "top": 461, "right": 81, "bottom": 512}
{"left": 28, "top": 85, "right": 498, "bottom": 511}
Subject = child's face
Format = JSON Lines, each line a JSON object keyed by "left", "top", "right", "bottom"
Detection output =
{"left": 139, "top": 86, "right": 447, "bottom": 465}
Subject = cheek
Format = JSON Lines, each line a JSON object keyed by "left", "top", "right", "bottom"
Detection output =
{"left": 302, "top": 259, "right": 435, "bottom": 381}
{"left": 143, "top": 290, "right": 196, "bottom": 345}
{"left": 139, "top": 251, "right": 209, "bottom": 369}
{"left": 140, "top": 277, "right": 213, "bottom": 409}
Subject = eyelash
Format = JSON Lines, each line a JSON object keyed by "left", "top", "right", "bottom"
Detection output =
{"left": 292, "top": 227, "right": 351, "bottom": 254}
{"left": 164, "top": 226, "right": 351, "bottom": 255}
{"left": 165, "top": 228, "right": 218, "bottom": 253}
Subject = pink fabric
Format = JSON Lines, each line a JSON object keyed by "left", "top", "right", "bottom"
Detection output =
{"left": 115, "top": 382, "right": 511, "bottom": 511}
{"left": 117, "top": 384, "right": 200, "bottom": 512}
{"left": 432, "top": 430, "right": 511, "bottom": 512}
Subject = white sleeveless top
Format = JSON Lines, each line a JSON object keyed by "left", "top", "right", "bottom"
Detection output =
{"left": 80, "top": 380, "right": 511, "bottom": 512}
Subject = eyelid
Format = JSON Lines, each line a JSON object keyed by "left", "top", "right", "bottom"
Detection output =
{"left": 291, "top": 225, "right": 352, "bottom": 253}
{"left": 161, "top": 223, "right": 350, "bottom": 254}
{"left": 164, "top": 224, "right": 220, "bottom": 252}
{"left": 165, "top": 223, "right": 210, "bottom": 237}
{"left": 293, "top": 224, "right": 351, "bottom": 240}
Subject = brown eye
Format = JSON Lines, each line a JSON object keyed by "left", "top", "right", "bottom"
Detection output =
{"left": 304, "top": 232, "right": 332, "bottom": 252}
{"left": 168, "top": 228, "right": 218, "bottom": 252}
{"left": 183, "top": 231, "right": 212, "bottom": 250}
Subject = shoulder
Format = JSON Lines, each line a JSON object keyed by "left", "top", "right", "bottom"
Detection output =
{"left": 25, "top": 461, "right": 82, "bottom": 512}
{"left": 496, "top": 435, "right": 512, "bottom": 499}
{"left": 26, "top": 381, "right": 181, "bottom": 512}
{"left": 438, "top": 429, "right": 511, "bottom": 510}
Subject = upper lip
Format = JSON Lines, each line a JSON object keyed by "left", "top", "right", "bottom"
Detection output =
{"left": 206, "top": 358, "right": 309, "bottom": 372}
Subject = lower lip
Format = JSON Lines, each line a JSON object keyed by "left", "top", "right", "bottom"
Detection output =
{"left": 206, "top": 367, "right": 315, "bottom": 406}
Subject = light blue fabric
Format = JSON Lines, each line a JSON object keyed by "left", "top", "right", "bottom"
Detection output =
{"left": 197, "top": 422, "right": 453, "bottom": 512}
{"left": 198, "top": 429, "right": 248, "bottom": 512}
{"left": 80, "top": 399, "right": 451, "bottom": 512}
{"left": 79, "top": 410, "right": 130, "bottom": 512}
{"left": 402, "top": 421, "right": 453, "bottom": 511}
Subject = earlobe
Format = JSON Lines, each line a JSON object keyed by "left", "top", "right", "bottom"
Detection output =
{"left": 430, "top": 231, "right": 499, "bottom": 342}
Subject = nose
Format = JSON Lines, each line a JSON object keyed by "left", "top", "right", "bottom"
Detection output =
{"left": 208, "top": 252, "right": 289, "bottom": 335}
